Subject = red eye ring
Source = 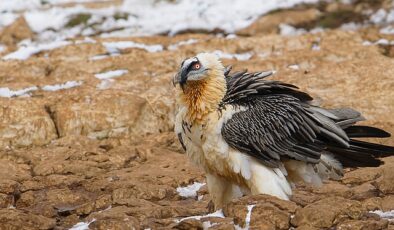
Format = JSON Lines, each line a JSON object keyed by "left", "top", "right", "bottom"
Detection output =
{"left": 193, "top": 63, "right": 201, "bottom": 70}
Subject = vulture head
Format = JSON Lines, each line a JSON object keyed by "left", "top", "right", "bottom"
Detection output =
{"left": 173, "top": 53, "right": 225, "bottom": 90}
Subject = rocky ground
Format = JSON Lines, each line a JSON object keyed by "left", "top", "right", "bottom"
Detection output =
{"left": 0, "top": 0, "right": 394, "bottom": 229}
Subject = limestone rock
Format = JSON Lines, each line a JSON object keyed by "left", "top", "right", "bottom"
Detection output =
{"left": 291, "top": 197, "right": 365, "bottom": 228}
{"left": 0, "top": 99, "right": 58, "bottom": 149}
{"left": 0, "top": 208, "right": 56, "bottom": 230}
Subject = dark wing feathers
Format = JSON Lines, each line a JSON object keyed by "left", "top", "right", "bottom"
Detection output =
{"left": 222, "top": 95, "right": 323, "bottom": 167}
{"left": 221, "top": 69, "right": 394, "bottom": 168}
{"left": 221, "top": 70, "right": 313, "bottom": 106}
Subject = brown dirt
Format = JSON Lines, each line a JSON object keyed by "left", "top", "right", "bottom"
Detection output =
{"left": 0, "top": 3, "right": 394, "bottom": 229}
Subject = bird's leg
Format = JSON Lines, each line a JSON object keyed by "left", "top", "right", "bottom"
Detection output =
{"left": 206, "top": 173, "right": 242, "bottom": 210}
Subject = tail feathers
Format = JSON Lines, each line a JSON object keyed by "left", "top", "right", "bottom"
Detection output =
{"left": 328, "top": 139, "right": 394, "bottom": 168}
{"left": 350, "top": 139, "right": 394, "bottom": 157}
{"left": 328, "top": 145, "right": 383, "bottom": 167}
{"left": 345, "top": 125, "right": 391, "bottom": 138}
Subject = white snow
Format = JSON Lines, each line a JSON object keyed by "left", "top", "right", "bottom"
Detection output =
{"left": 370, "top": 210, "right": 394, "bottom": 221}
{"left": 363, "top": 39, "right": 394, "bottom": 46}
{"left": 103, "top": 41, "right": 163, "bottom": 53}
{"left": 47, "top": 0, "right": 111, "bottom": 4}
{"left": 0, "top": 12, "right": 19, "bottom": 28}
{"left": 168, "top": 39, "right": 198, "bottom": 51}
{"left": 226, "top": 34, "right": 238, "bottom": 39}
{"left": 41, "top": 81, "right": 82, "bottom": 91}
{"left": 176, "top": 182, "right": 205, "bottom": 198}
{"left": 213, "top": 50, "right": 253, "bottom": 61}
{"left": 0, "top": 0, "right": 42, "bottom": 12}
{"left": 375, "top": 39, "right": 390, "bottom": 45}
{"left": 380, "top": 25, "right": 394, "bottom": 35}
{"left": 3, "top": 40, "right": 71, "bottom": 60}
{"left": 279, "top": 23, "right": 306, "bottom": 36}
{"left": 24, "top": 7, "right": 77, "bottom": 33}
{"left": 244, "top": 205, "right": 255, "bottom": 229}
{"left": 202, "top": 221, "right": 219, "bottom": 229}
{"left": 69, "top": 219, "right": 96, "bottom": 230}
{"left": 1, "top": 0, "right": 319, "bottom": 40}
{"left": 0, "top": 44, "right": 6, "bottom": 53}
{"left": 177, "top": 209, "right": 225, "bottom": 223}
{"left": 234, "top": 205, "right": 256, "bottom": 230}
{"left": 89, "top": 53, "right": 120, "bottom": 60}
{"left": 370, "top": 9, "right": 394, "bottom": 25}
{"left": 370, "top": 9, "right": 387, "bottom": 24}
{"left": 75, "top": 37, "right": 96, "bottom": 44}
{"left": 0, "top": 86, "right": 38, "bottom": 98}
{"left": 94, "top": 69, "right": 128, "bottom": 80}
{"left": 96, "top": 79, "right": 114, "bottom": 90}
{"left": 340, "top": 22, "right": 362, "bottom": 31}
{"left": 288, "top": 64, "right": 300, "bottom": 70}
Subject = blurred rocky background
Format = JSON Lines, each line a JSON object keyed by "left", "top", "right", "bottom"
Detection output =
{"left": 0, "top": 0, "right": 393, "bottom": 229}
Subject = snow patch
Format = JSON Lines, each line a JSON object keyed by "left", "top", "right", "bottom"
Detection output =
{"left": 42, "top": 81, "right": 83, "bottom": 91}
{"left": 0, "top": 0, "right": 42, "bottom": 12}
{"left": 69, "top": 219, "right": 96, "bottom": 230}
{"left": 176, "top": 182, "right": 205, "bottom": 198}
{"left": 363, "top": 39, "right": 394, "bottom": 46}
{"left": 0, "top": 12, "right": 18, "bottom": 28}
{"left": 370, "top": 210, "right": 394, "bottom": 221}
{"left": 96, "top": 79, "right": 114, "bottom": 90}
{"left": 234, "top": 205, "right": 256, "bottom": 230}
{"left": 89, "top": 53, "right": 119, "bottom": 60}
{"left": 226, "top": 34, "right": 238, "bottom": 39}
{"left": 3, "top": 40, "right": 71, "bottom": 60}
{"left": 279, "top": 23, "right": 306, "bottom": 36}
{"left": 95, "top": 69, "right": 128, "bottom": 80}
{"left": 0, "top": 86, "right": 38, "bottom": 98}
{"left": 75, "top": 37, "right": 96, "bottom": 44}
{"left": 177, "top": 209, "right": 225, "bottom": 223}
{"left": 0, "top": 44, "right": 6, "bottom": 53}
{"left": 213, "top": 50, "right": 253, "bottom": 61}
{"left": 48, "top": 0, "right": 112, "bottom": 4}
{"left": 370, "top": 9, "right": 387, "bottom": 24}
{"left": 103, "top": 41, "right": 163, "bottom": 54}
{"left": 168, "top": 39, "right": 198, "bottom": 51}
{"left": 1, "top": 0, "right": 320, "bottom": 40}
{"left": 288, "top": 64, "right": 300, "bottom": 70}
{"left": 340, "top": 22, "right": 362, "bottom": 31}
{"left": 202, "top": 221, "right": 219, "bottom": 229}
{"left": 370, "top": 9, "right": 394, "bottom": 25}
{"left": 380, "top": 25, "right": 394, "bottom": 35}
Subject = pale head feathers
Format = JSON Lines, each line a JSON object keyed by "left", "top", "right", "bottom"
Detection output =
{"left": 174, "top": 52, "right": 227, "bottom": 122}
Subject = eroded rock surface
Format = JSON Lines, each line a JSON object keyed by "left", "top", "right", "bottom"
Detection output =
{"left": 0, "top": 1, "right": 393, "bottom": 229}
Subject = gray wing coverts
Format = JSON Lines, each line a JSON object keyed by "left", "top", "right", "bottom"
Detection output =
{"left": 220, "top": 70, "right": 357, "bottom": 168}
{"left": 222, "top": 96, "right": 326, "bottom": 167}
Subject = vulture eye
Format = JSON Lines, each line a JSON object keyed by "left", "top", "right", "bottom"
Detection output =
{"left": 192, "top": 63, "right": 201, "bottom": 70}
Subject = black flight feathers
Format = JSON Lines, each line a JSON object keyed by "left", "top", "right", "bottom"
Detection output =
{"left": 220, "top": 67, "right": 394, "bottom": 168}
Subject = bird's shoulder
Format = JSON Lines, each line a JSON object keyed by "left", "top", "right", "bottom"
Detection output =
{"left": 221, "top": 68, "right": 313, "bottom": 107}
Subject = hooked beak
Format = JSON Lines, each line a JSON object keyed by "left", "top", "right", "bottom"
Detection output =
{"left": 173, "top": 65, "right": 189, "bottom": 89}
{"left": 173, "top": 57, "right": 197, "bottom": 90}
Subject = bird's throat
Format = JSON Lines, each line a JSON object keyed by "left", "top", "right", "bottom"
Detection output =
{"left": 178, "top": 76, "right": 226, "bottom": 122}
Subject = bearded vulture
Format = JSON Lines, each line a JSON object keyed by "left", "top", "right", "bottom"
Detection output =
{"left": 173, "top": 52, "right": 394, "bottom": 209}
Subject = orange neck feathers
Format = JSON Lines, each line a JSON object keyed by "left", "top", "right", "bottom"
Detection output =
{"left": 177, "top": 72, "right": 226, "bottom": 122}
